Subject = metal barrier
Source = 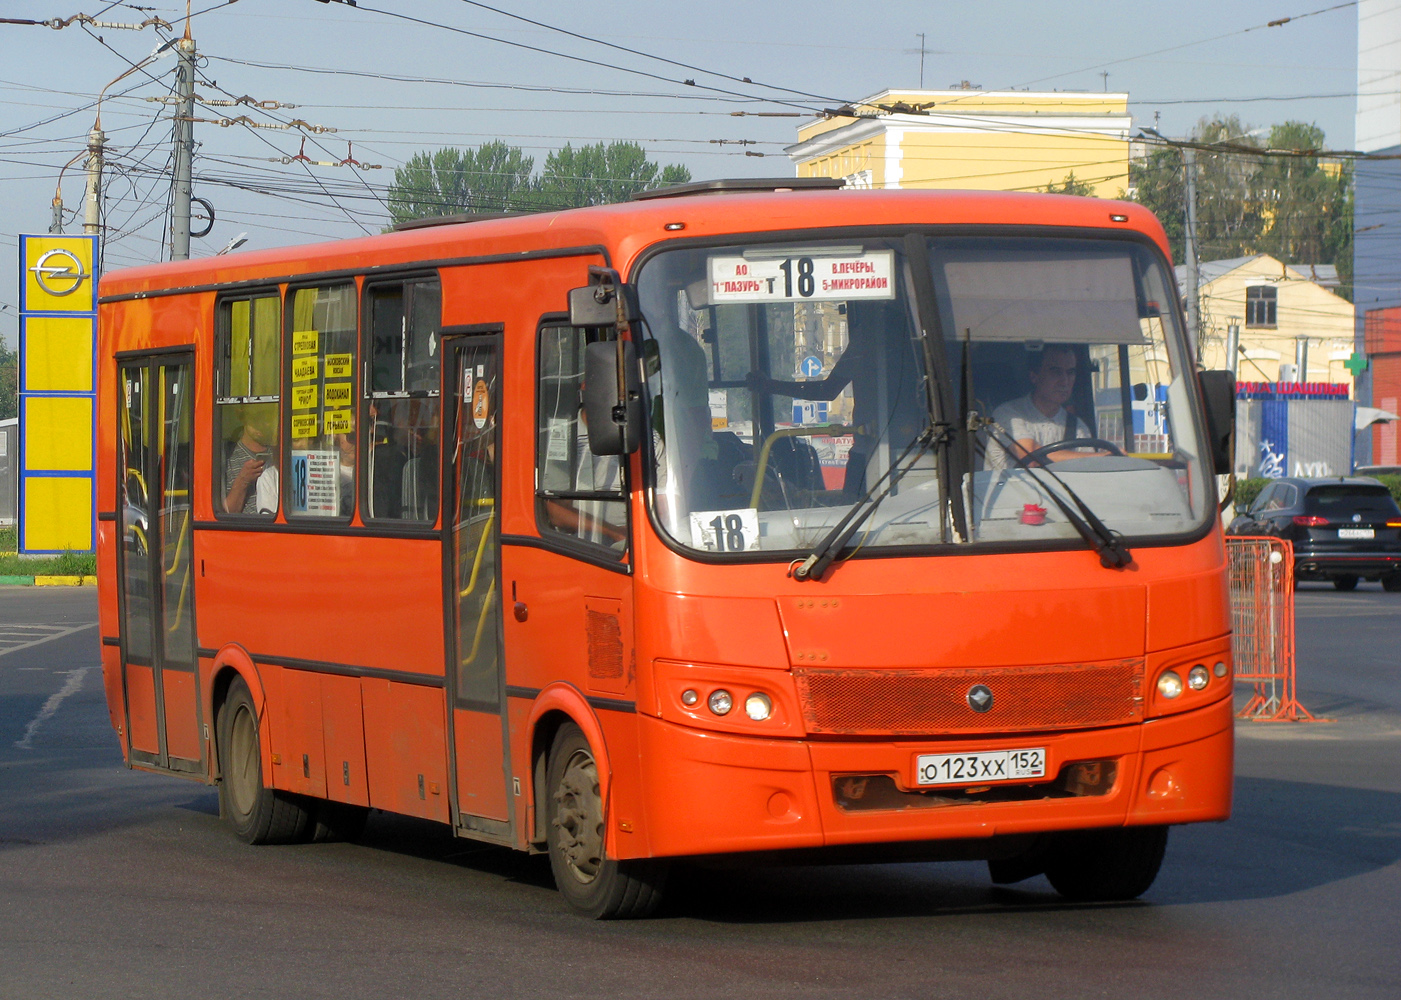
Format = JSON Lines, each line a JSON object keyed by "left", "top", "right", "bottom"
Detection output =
{"left": 1226, "top": 536, "right": 1316, "bottom": 722}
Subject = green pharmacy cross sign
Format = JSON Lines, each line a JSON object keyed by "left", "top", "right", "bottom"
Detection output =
{"left": 1344, "top": 351, "right": 1369, "bottom": 377}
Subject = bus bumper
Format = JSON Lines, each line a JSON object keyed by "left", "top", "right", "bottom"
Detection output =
{"left": 632, "top": 695, "right": 1233, "bottom": 859}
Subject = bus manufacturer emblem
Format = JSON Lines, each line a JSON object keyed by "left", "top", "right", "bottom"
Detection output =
{"left": 967, "top": 684, "right": 994, "bottom": 712}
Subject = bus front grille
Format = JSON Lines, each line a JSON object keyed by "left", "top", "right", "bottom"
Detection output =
{"left": 793, "top": 660, "right": 1143, "bottom": 735}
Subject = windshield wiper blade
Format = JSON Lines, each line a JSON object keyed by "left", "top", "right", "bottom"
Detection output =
{"left": 791, "top": 425, "right": 941, "bottom": 582}
{"left": 981, "top": 420, "right": 1133, "bottom": 570}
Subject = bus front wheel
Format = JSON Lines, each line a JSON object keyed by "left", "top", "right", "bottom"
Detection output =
{"left": 216, "top": 676, "right": 313, "bottom": 845}
{"left": 1043, "top": 825, "right": 1169, "bottom": 901}
{"left": 545, "top": 723, "right": 667, "bottom": 919}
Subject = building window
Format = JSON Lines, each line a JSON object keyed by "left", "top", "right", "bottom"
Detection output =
{"left": 1246, "top": 285, "right": 1277, "bottom": 327}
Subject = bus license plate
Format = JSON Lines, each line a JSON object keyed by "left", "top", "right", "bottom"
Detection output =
{"left": 1337, "top": 528, "right": 1374, "bottom": 539}
{"left": 915, "top": 747, "right": 1046, "bottom": 786}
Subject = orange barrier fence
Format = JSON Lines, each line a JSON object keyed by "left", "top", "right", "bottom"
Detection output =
{"left": 1226, "top": 536, "right": 1317, "bottom": 722}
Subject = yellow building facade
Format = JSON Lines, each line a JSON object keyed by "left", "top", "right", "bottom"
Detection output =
{"left": 785, "top": 89, "right": 1132, "bottom": 197}
{"left": 1187, "top": 255, "right": 1357, "bottom": 390}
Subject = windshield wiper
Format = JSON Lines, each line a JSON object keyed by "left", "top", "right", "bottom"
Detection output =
{"left": 980, "top": 420, "right": 1133, "bottom": 569}
{"left": 791, "top": 424, "right": 944, "bottom": 582}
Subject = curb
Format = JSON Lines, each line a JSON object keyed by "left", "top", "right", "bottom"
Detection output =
{"left": 0, "top": 575, "right": 97, "bottom": 587}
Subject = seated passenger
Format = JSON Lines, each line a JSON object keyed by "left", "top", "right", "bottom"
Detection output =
{"left": 985, "top": 344, "right": 1104, "bottom": 470}
{"left": 223, "top": 414, "right": 275, "bottom": 514}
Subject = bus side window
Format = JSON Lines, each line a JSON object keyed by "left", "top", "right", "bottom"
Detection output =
{"left": 286, "top": 283, "right": 357, "bottom": 519}
{"left": 363, "top": 278, "right": 442, "bottom": 523}
{"left": 536, "top": 324, "right": 628, "bottom": 553}
{"left": 214, "top": 293, "right": 280, "bottom": 516}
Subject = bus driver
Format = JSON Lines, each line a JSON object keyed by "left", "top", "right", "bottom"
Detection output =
{"left": 985, "top": 343, "right": 1105, "bottom": 470}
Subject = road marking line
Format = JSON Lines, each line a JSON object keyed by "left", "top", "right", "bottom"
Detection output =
{"left": 0, "top": 622, "right": 97, "bottom": 660}
{"left": 14, "top": 665, "right": 93, "bottom": 750}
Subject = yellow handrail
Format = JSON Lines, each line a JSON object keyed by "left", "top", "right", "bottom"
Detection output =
{"left": 458, "top": 510, "right": 496, "bottom": 598}
{"left": 460, "top": 577, "right": 498, "bottom": 667}
{"left": 749, "top": 424, "right": 855, "bottom": 509}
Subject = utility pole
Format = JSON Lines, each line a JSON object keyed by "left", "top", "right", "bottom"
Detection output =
{"left": 83, "top": 123, "right": 105, "bottom": 236}
{"left": 1183, "top": 146, "right": 1200, "bottom": 357}
{"left": 49, "top": 193, "right": 63, "bottom": 234}
{"left": 169, "top": 24, "right": 196, "bottom": 260}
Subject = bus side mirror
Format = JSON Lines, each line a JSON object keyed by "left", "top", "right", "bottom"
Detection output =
{"left": 1198, "top": 369, "right": 1235, "bottom": 475}
{"left": 568, "top": 283, "right": 640, "bottom": 327}
{"left": 583, "top": 340, "right": 641, "bottom": 456}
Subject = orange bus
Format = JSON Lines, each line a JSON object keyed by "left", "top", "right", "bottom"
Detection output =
{"left": 96, "top": 179, "right": 1237, "bottom": 918}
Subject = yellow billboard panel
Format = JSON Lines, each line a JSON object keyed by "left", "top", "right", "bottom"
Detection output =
{"left": 21, "top": 235, "right": 97, "bottom": 314}
{"left": 22, "top": 476, "right": 93, "bottom": 553}
{"left": 22, "top": 315, "right": 95, "bottom": 392}
{"left": 23, "top": 396, "right": 94, "bottom": 471}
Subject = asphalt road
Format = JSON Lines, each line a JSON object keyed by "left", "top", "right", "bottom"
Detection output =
{"left": 0, "top": 584, "right": 1397, "bottom": 1000}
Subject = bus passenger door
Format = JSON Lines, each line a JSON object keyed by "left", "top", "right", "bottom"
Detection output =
{"left": 117, "top": 354, "right": 202, "bottom": 774}
{"left": 442, "top": 334, "right": 512, "bottom": 839}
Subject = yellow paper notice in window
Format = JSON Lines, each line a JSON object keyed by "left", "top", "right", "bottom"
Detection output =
{"left": 325, "top": 353, "right": 352, "bottom": 378}
{"left": 324, "top": 409, "right": 354, "bottom": 434}
{"left": 292, "top": 384, "right": 318, "bottom": 410}
{"left": 292, "top": 329, "right": 318, "bottom": 355}
{"left": 323, "top": 381, "right": 352, "bottom": 408}
{"left": 292, "top": 356, "right": 318, "bottom": 382}
{"left": 291, "top": 413, "right": 319, "bottom": 438}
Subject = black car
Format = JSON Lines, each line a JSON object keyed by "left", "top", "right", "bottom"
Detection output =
{"left": 1228, "top": 477, "right": 1401, "bottom": 591}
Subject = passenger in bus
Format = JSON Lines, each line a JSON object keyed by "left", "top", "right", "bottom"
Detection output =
{"left": 367, "top": 400, "right": 406, "bottom": 519}
{"left": 336, "top": 431, "right": 356, "bottom": 516}
{"left": 548, "top": 379, "right": 626, "bottom": 546}
{"left": 984, "top": 343, "right": 1104, "bottom": 470}
{"left": 223, "top": 411, "right": 276, "bottom": 514}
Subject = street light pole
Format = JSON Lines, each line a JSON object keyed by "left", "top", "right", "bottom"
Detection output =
{"left": 1183, "top": 146, "right": 1200, "bottom": 357}
{"left": 169, "top": 27, "right": 196, "bottom": 260}
{"left": 83, "top": 123, "right": 105, "bottom": 237}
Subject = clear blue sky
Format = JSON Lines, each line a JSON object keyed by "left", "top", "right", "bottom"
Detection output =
{"left": 0, "top": 0, "right": 1363, "bottom": 347}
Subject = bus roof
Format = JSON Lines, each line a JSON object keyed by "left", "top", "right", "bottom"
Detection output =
{"left": 98, "top": 188, "right": 1169, "bottom": 301}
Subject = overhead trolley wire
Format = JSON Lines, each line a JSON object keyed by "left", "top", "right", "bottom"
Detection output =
{"left": 311, "top": 1, "right": 826, "bottom": 114}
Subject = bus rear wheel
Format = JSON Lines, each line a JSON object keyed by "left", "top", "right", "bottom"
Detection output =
{"left": 217, "top": 676, "right": 312, "bottom": 845}
{"left": 1043, "top": 825, "right": 1169, "bottom": 901}
{"left": 546, "top": 723, "right": 667, "bottom": 919}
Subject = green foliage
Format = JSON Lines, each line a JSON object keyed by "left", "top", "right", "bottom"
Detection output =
{"left": 1374, "top": 474, "right": 1401, "bottom": 505}
{"left": 1129, "top": 115, "right": 1353, "bottom": 300}
{"left": 386, "top": 140, "right": 692, "bottom": 226}
{"left": 536, "top": 142, "right": 691, "bottom": 208}
{"left": 387, "top": 140, "right": 536, "bottom": 225}
{"left": 1043, "top": 172, "right": 1096, "bottom": 197}
{"left": 0, "top": 525, "right": 15, "bottom": 552}
{"left": 1235, "top": 474, "right": 1401, "bottom": 509}
{"left": 0, "top": 549, "right": 97, "bottom": 577}
{"left": 0, "top": 337, "right": 16, "bottom": 422}
{"left": 1234, "top": 477, "right": 1270, "bottom": 512}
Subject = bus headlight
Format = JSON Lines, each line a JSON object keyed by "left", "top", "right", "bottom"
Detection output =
{"left": 1188, "top": 665, "right": 1210, "bottom": 691}
{"left": 681, "top": 689, "right": 699, "bottom": 707}
{"left": 744, "top": 693, "right": 773, "bottom": 721}
{"left": 1157, "top": 670, "right": 1183, "bottom": 699}
{"left": 708, "top": 689, "right": 733, "bottom": 715}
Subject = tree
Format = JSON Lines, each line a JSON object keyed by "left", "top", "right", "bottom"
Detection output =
{"left": 535, "top": 141, "right": 690, "bottom": 209}
{"left": 386, "top": 141, "right": 536, "bottom": 225}
{"left": 1129, "top": 115, "right": 1353, "bottom": 299}
{"left": 0, "top": 339, "right": 15, "bottom": 422}
{"left": 386, "top": 140, "right": 692, "bottom": 226}
{"left": 1044, "top": 172, "right": 1096, "bottom": 197}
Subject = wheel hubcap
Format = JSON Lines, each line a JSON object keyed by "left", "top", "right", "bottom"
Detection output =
{"left": 227, "top": 704, "right": 258, "bottom": 817}
{"left": 553, "top": 749, "right": 603, "bottom": 884}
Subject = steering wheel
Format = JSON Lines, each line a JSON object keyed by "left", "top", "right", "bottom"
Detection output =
{"left": 1018, "top": 437, "right": 1125, "bottom": 467}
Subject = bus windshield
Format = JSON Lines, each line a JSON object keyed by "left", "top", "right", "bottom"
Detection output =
{"left": 635, "top": 233, "right": 1211, "bottom": 558}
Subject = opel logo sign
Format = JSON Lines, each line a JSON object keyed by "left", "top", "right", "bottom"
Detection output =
{"left": 967, "top": 684, "right": 994, "bottom": 713}
{"left": 30, "top": 247, "right": 91, "bottom": 297}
